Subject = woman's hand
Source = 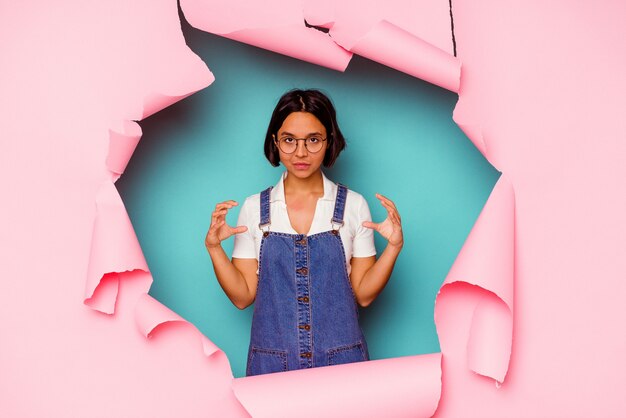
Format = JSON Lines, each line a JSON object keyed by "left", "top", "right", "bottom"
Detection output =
{"left": 205, "top": 200, "right": 248, "bottom": 250}
{"left": 362, "top": 193, "right": 404, "bottom": 249}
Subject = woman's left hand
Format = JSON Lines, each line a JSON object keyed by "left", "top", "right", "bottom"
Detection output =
{"left": 362, "top": 193, "right": 404, "bottom": 249}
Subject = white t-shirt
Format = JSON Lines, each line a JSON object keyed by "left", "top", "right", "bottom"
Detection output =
{"left": 232, "top": 170, "right": 377, "bottom": 276}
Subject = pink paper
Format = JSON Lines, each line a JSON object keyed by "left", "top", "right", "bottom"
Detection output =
{"left": 180, "top": 0, "right": 353, "bottom": 71}
{"left": 182, "top": 0, "right": 460, "bottom": 91}
{"left": 3, "top": 0, "right": 625, "bottom": 417}
{"left": 435, "top": 174, "right": 515, "bottom": 384}
{"left": 233, "top": 354, "right": 442, "bottom": 418}
{"left": 84, "top": 181, "right": 149, "bottom": 314}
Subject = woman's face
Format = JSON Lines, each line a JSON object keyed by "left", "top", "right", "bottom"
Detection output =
{"left": 275, "top": 111, "right": 328, "bottom": 179}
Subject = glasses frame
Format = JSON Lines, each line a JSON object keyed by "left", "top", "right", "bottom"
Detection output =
{"left": 273, "top": 135, "right": 328, "bottom": 154}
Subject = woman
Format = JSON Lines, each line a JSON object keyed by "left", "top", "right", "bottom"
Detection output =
{"left": 204, "top": 89, "right": 403, "bottom": 376}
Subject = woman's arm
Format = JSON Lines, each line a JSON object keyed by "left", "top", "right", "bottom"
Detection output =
{"left": 205, "top": 200, "right": 258, "bottom": 310}
{"left": 350, "top": 193, "right": 404, "bottom": 307}
{"left": 350, "top": 242, "right": 402, "bottom": 307}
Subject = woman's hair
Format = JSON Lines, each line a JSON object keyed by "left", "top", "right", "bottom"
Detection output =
{"left": 264, "top": 89, "right": 347, "bottom": 167}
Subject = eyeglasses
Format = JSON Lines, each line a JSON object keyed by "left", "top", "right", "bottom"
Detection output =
{"left": 274, "top": 135, "right": 327, "bottom": 154}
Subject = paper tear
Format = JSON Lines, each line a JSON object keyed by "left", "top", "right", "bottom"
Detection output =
{"left": 135, "top": 294, "right": 222, "bottom": 358}
{"left": 467, "top": 295, "right": 513, "bottom": 383}
{"left": 346, "top": 19, "right": 461, "bottom": 92}
{"left": 435, "top": 174, "right": 515, "bottom": 383}
{"left": 84, "top": 181, "right": 149, "bottom": 314}
{"left": 304, "top": 0, "right": 460, "bottom": 91}
{"left": 232, "top": 354, "right": 442, "bottom": 418}
{"left": 106, "top": 120, "right": 142, "bottom": 181}
{"left": 180, "top": 0, "right": 352, "bottom": 71}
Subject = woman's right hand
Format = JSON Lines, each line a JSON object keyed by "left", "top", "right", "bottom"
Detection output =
{"left": 205, "top": 200, "right": 248, "bottom": 250}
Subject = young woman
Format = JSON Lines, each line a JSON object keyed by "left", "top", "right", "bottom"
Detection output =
{"left": 204, "top": 89, "right": 403, "bottom": 376}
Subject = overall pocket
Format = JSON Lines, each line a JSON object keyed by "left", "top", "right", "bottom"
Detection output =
{"left": 246, "top": 346, "right": 288, "bottom": 376}
{"left": 327, "top": 341, "right": 367, "bottom": 366}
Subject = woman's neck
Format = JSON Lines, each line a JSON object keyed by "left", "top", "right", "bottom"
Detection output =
{"left": 283, "top": 169, "right": 324, "bottom": 198}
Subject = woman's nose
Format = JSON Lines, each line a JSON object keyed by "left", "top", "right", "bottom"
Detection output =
{"left": 295, "top": 140, "right": 308, "bottom": 156}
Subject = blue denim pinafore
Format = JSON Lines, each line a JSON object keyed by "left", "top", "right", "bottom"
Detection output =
{"left": 245, "top": 183, "right": 370, "bottom": 376}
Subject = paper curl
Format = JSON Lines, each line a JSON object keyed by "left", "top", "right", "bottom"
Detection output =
{"left": 136, "top": 293, "right": 223, "bottom": 359}
{"left": 435, "top": 174, "right": 515, "bottom": 384}
{"left": 233, "top": 354, "right": 442, "bottom": 418}
{"left": 84, "top": 181, "right": 149, "bottom": 314}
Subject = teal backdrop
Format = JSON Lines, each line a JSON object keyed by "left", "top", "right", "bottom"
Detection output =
{"left": 116, "top": 15, "right": 500, "bottom": 378}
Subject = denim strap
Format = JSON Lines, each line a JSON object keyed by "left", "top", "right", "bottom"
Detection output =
{"left": 331, "top": 183, "right": 348, "bottom": 225}
{"left": 259, "top": 186, "right": 272, "bottom": 229}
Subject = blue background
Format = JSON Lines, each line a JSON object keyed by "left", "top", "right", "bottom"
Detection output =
{"left": 116, "top": 16, "right": 500, "bottom": 378}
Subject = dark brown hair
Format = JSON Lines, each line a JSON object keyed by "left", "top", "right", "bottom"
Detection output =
{"left": 264, "top": 89, "right": 347, "bottom": 167}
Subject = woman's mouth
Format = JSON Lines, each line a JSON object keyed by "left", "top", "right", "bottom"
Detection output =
{"left": 293, "top": 163, "right": 310, "bottom": 170}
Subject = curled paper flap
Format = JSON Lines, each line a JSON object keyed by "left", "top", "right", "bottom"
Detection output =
{"left": 435, "top": 174, "right": 515, "bottom": 383}
{"left": 233, "top": 353, "right": 442, "bottom": 418}
{"left": 182, "top": 1, "right": 459, "bottom": 90}
{"left": 453, "top": 95, "right": 490, "bottom": 166}
{"left": 348, "top": 19, "right": 461, "bottom": 93}
{"left": 441, "top": 174, "right": 514, "bottom": 309}
{"left": 84, "top": 181, "right": 149, "bottom": 314}
{"left": 303, "top": 0, "right": 459, "bottom": 90}
{"left": 180, "top": 0, "right": 352, "bottom": 71}
{"left": 106, "top": 120, "right": 142, "bottom": 179}
{"left": 467, "top": 296, "right": 512, "bottom": 383}
{"left": 135, "top": 294, "right": 221, "bottom": 358}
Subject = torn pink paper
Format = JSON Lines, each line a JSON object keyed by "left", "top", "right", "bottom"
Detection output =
{"left": 347, "top": 19, "right": 461, "bottom": 93}
{"left": 106, "top": 121, "right": 142, "bottom": 181}
{"left": 1, "top": 1, "right": 244, "bottom": 416}
{"left": 136, "top": 293, "right": 222, "bottom": 359}
{"left": 435, "top": 174, "right": 515, "bottom": 384}
{"left": 304, "top": 0, "right": 461, "bottom": 91}
{"left": 304, "top": 0, "right": 455, "bottom": 54}
{"left": 233, "top": 354, "right": 442, "bottom": 418}
{"left": 84, "top": 181, "right": 149, "bottom": 314}
{"left": 181, "top": 0, "right": 459, "bottom": 91}
{"left": 179, "top": 0, "right": 353, "bottom": 71}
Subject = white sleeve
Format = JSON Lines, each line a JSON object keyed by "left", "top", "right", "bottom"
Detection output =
{"left": 352, "top": 195, "right": 377, "bottom": 257}
{"left": 231, "top": 197, "right": 257, "bottom": 259}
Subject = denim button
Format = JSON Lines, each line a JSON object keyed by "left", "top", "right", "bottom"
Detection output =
{"left": 300, "top": 352, "right": 312, "bottom": 358}
{"left": 297, "top": 296, "right": 310, "bottom": 303}
{"left": 296, "top": 239, "right": 307, "bottom": 245}
{"left": 331, "top": 229, "right": 339, "bottom": 235}
{"left": 297, "top": 267, "right": 308, "bottom": 275}
{"left": 298, "top": 324, "right": 311, "bottom": 330}
{"left": 263, "top": 231, "right": 269, "bottom": 237}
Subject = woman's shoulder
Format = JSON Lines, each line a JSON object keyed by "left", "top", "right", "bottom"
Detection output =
{"left": 238, "top": 192, "right": 262, "bottom": 223}
{"left": 342, "top": 186, "right": 368, "bottom": 206}
{"left": 341, "top": 186, "right": 370, "bottom": 219}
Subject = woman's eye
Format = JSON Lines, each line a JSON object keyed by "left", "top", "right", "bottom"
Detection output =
{"left": 309, "top": 137, "right": 321, "bottom": 143}
{"left": 283, "top": 137, "right": 295, "bottom": 144}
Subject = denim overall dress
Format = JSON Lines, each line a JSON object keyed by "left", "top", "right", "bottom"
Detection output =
{"left": 245, "top": 183, "right": 370, "bottom": 376}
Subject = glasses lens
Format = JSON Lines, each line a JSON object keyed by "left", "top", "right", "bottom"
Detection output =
{"left": 278, "top": 138, "right": 296, "bottom": 153}
{"left": 306, "top": 137, "right": 324, "bottom": 153}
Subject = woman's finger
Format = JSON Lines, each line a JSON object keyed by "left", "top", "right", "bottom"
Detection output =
{"left": 380, "top": 199, "right": 401, "bottom": 223}
{"left": 212, "top": 208, "right": 228, "bottom": 217}
{"left": 230, "top": 225, "right": 248, "bottom": 234}
{"left": 211, "top": 212, "right": 225, "bottom": 225}
{"left": 362, "top": 221, "right": 379, "bottom": 231}
{"left": 376, "top": 193, "right": 398, "bottom": 211}
{"left": 214, "top": 202, "right": 237, "bottom": 211}
{"left": 378, "top": 198, "right": 397, "bottom": 218}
